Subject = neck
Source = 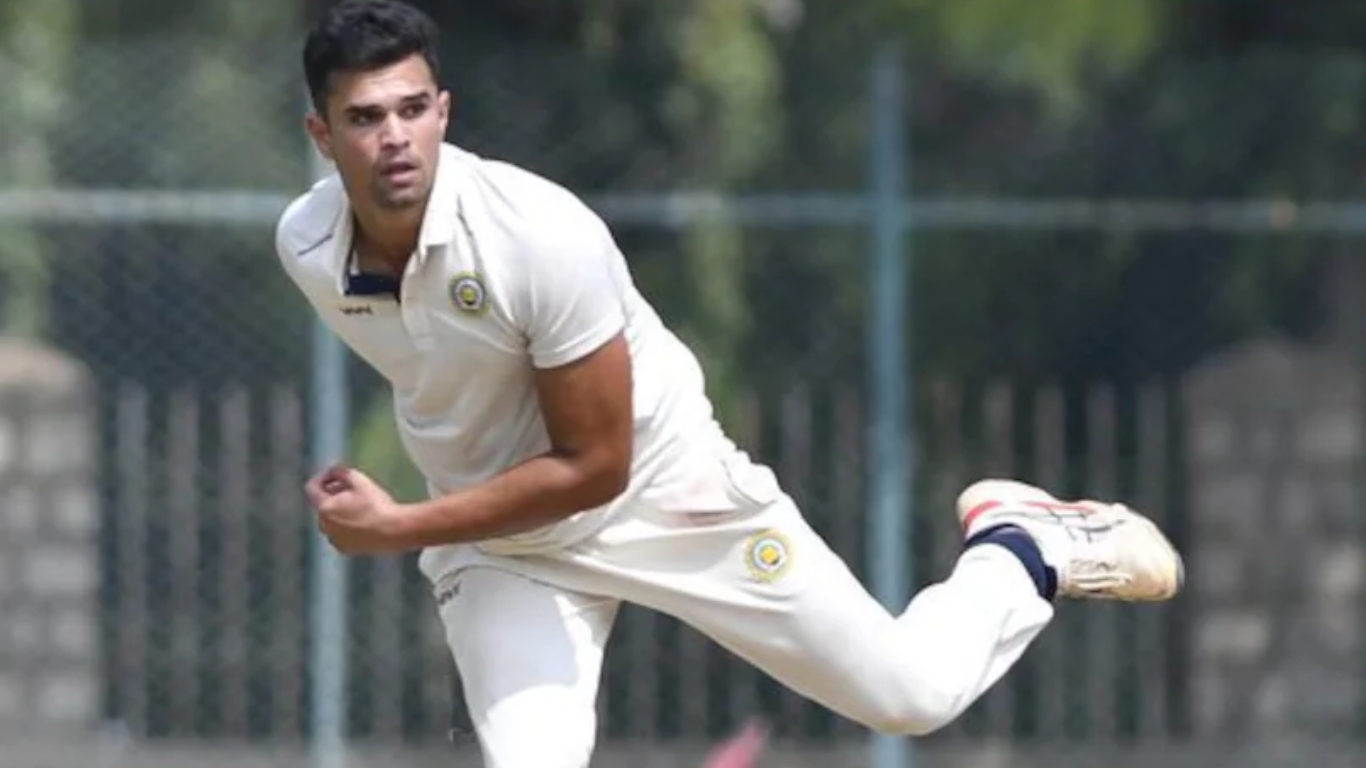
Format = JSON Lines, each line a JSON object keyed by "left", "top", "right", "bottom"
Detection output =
{"left": 353, "top": 205, "right": 423, "bottom": 266}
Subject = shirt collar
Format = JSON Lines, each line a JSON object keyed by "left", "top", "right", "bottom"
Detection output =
{"left": 416, "top": 142, "right": 465, "bottom": 253}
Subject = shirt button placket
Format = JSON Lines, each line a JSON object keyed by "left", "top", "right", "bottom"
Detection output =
{"left": 400, "top": 257, "right": 435, "bottom": 351}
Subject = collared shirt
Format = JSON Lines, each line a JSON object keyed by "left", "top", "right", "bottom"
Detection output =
{"left": 275, "top": 143, "right": 780, "bottom": 582}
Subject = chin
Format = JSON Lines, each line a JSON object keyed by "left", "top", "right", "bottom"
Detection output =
{"left": 377, "top": 190, "right": 426, "bottom": 211}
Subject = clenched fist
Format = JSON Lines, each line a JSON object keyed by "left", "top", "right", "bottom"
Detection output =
{"left": 304, "top": 464, "right": 410, "bottom": 555}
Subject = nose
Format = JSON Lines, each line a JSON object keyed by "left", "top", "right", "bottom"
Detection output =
{"left": 378, "top": 113, "right": 409, "bottom": 149}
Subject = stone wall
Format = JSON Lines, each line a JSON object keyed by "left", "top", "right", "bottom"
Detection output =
{"left": 1184, "top": 336, "right": 1366, "bottom": 737}
{"left": 0, "top": 338, "right": 99, "bottom": 730}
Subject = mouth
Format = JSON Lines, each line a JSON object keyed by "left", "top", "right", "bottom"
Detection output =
{"left": 379, "top": 160, "right": 420, "bottom": 184}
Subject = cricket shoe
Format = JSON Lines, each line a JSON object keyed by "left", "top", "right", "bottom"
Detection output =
{"left": 956, "top": 479, "right": 1184, "bottom": 602}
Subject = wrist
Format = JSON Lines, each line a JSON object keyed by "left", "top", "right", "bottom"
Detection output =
{"left": 387, "top": 501, "right": 434, "bottom": 549}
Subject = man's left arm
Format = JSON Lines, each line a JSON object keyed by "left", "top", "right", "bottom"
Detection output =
{"left": 393, "top": 336, "right": 631, "bottom": 547}
{"left": 391, "top": 208, "right": 633, "bottom": 548}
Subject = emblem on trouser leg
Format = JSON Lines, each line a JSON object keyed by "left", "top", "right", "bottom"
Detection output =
{"left": 743, "top": 529, "right": 792, "bottom": 582}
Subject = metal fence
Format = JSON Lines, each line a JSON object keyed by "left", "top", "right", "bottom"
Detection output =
{"left": 4, "top": 21, "right": 1366, "bottom": 768}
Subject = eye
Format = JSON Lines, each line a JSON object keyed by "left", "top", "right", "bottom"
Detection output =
{"left": 400, "top": 102, "right": 428, "bottom": 119}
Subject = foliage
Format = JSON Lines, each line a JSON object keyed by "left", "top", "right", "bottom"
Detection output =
{"left": 8, "top": 0, "right": 1363, "bottom": 474}
{"left": 0, "top": 1, "right": 76, "bottom": 336}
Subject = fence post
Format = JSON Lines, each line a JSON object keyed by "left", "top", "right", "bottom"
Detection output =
{"left": 306, "top": 132, "right": 350, "bottom": 768}
{"left": 868, "top": 42, "right": 913, "bottom": 768}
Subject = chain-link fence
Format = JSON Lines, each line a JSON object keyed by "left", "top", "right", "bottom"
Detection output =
{"left": 5, "top": 6, "right": 1366, "bottom": 767}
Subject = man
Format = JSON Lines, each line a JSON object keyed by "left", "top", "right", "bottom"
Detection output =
{"left": 276, "top": 1, "right": 1185, "bottom": 766}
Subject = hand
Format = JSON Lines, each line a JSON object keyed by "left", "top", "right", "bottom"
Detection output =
{"left": 304, "top": 464, "right": 409, "bottom": 555}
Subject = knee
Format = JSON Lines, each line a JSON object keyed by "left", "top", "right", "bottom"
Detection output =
{"left": 469, "top": 665, "right": 600, "bottom": 768}
{"left": 861, "top": 685, "right": 964, "bottom": 737}
{"left": 865, "top": 706, "right": 953, "bottom": 738}
{"left": 477, "top": 714, "right": 596, "bottom": 768}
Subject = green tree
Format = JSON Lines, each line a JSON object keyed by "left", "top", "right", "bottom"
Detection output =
{"left": 0, "top": 1, "right": 77, "bottom": 336}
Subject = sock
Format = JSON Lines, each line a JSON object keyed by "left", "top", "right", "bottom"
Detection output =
{"left": 964, "top": 524, "right": 1058, "bottom": 601}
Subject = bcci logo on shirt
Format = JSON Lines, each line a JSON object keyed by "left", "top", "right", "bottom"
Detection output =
{"left": 743, "top": 529, "right": 792, "bottom": 582}
{"left": 449, "top": 271, "right": 488, "bottom": 315}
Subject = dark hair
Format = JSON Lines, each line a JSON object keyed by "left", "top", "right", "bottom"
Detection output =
{"left": 303, "top": 0, "right": 441, "bottom": 114}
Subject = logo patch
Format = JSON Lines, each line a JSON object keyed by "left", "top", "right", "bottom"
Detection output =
{"left": 449, "top": 272, "right": 488, "bottom": 315}
{"left": 434, "top": 579, "right": 462, "bottom": 607}
{"left": 743, "top": 529, "right": 792, "bottom": 582}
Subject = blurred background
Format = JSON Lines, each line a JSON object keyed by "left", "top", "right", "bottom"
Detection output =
{"left": 2, "top": 0, "right": 1365, "bottom": 766}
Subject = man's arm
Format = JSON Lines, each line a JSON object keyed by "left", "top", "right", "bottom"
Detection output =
{"left": 392, "top": 331, "right": 633, "bottom": 548}
{"left": 391, "top": 180, "right": 634, "bottom": 548}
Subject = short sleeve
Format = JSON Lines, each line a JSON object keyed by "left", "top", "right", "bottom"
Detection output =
{"left": 521, "top": 208, "right": 628, "bottom": 369}
{"left": 273, "top": 190, "right": 339, "bottom": 310}
{"left": 274, "top": 195, "right": 323, "bottom": 295}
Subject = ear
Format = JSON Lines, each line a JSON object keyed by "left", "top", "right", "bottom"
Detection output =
{"left": 305, "top": 111, "right": 335, "bottom": 163}
{"left": 437, "top": 89, "right": 452, "bottom": 135}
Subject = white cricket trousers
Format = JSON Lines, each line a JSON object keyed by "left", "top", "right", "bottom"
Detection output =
{"left": 432, "top": 488, "right": 1054, "bottom": 768}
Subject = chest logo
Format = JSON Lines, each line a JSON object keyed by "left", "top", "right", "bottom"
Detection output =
{"left": 449, "top": 271, "right": 488, "bottom": 315}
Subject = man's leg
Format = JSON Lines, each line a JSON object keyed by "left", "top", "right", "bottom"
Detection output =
{"left": 436, "top": 565, "right": 619, "bottom": 768}
{"left": 544, "top": 478, "right": 1180, "bottom": 736}
{"left": 676, "top": 498, "right": 1054, "bottom": 735}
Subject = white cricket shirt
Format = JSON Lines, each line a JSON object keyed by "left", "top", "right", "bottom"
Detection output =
{"left": 275, "top": 143, "right": 779, "bottom": 584}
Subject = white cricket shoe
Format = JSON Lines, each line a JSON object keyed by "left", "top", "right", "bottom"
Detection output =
{"left": 956, "top": 479, "right": 1184, "bottom": 602}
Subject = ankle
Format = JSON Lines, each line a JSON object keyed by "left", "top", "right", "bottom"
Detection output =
{"left": 964, "top": 524, "right": 1058, "bottom": 601}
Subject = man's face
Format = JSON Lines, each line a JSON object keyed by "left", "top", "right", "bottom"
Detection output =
{"left": 307, "top": 54, "right": 449, "bottom": 213}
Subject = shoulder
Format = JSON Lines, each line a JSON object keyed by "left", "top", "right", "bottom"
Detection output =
{"left": 462, "top": 155, "right": 611, "bottom": 250}
{"left": 274, "top": 174, "right": 346, "bottom": 265}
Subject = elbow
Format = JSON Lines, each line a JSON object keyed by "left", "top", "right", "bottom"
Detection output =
{"left": 573, "top": 424, "right": 633, "bottom": 509}
{"left": 576, "top": 450, "right": 631, "bottom": 510}
{"left": 588, "top": 458, "right": 631, "bottom": 506}
{"left": 607, "top": 460, "right": 631, "bottom": 498}
{"left": 551, "top": 426, "right": 633, "bottom": 515}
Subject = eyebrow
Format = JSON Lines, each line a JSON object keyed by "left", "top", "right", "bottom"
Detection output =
{"left": 342, "top": 91, "right": 432, "bottom": 117}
